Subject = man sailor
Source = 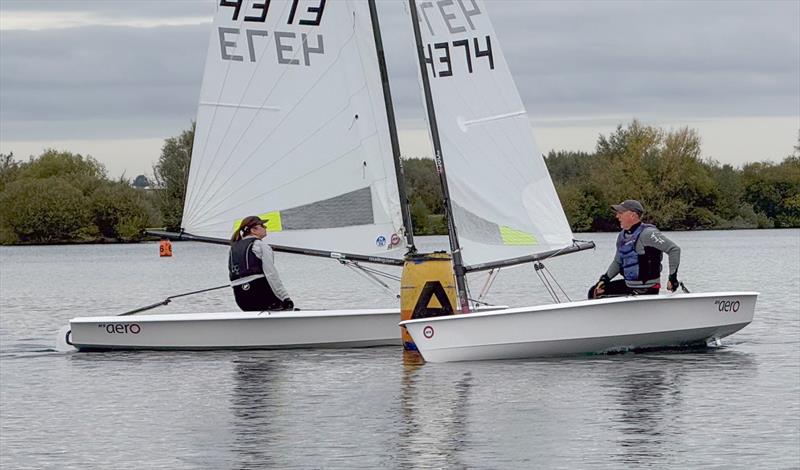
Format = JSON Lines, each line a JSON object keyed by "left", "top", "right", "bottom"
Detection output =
{"left": 229, "top": 216, "right": 294, "bottom": 311}
{"left": 589, "top": 200, "right": 681, "bottom": 299}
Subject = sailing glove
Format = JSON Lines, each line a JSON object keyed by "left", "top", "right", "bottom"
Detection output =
{"left": 598, "top": 274, "right": 611, "bottom": 285}
{"left": 668, "top": 273, "right": 679, "bottom": 292}
{"left": 282, "top": 298, "right": 294, "bottom": 310}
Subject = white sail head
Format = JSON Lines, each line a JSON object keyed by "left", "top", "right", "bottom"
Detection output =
{"left": 182, "top": 0, "right": 406, "bottom": 256}
{"left": 412, "top": 0, "right": 574, "bottom": 267}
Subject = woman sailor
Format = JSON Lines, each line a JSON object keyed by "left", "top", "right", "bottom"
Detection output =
{"left": 229, "top": 216, "right": 294, "bottom": 311}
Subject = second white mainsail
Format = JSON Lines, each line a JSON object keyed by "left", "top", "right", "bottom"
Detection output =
{"left": 411, "top": 0, "right": 574, "bottom": 268}
{"left": 182, "top": 0, "right": 406, "bottom": 257}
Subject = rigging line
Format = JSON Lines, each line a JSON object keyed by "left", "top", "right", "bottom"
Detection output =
{"left": 342, "top": 261, "right": 400, "bottom": 298}
{"left": 188, "top": 28, "right": 362, "bottom": 220}
{"left": 539, "top": 264, "right": 563, "bottom": 303}
{"left": 198, "top": 131, "right": 380, "bottom": 223}
{"left": 193, "top": 85, "right": 373, "bottom": 220}
{"left": 477, "top": 268, "right": 499, "bottom": 302}
{"left": 534, "top": 263, "right": 560, "bottom": 303}
{"left": 349, "top": 263, "right": 401, "bottom": 281}
{"left": 341, "top": 260, "right": 401, "bottom": 281}
{"left": 535, "top": 244, "right": 572, "bottom": 262}
{"left": 540, "top": 262, "right": 571, "bottom": 302}
{"left": 185, "top": 0, "right": 297, "bottom": 221}
{"left": 468, "top": 297, "right": 494, "bottom": 306}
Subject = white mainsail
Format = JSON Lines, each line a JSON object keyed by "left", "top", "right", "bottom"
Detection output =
{"left": 412, "top": 0, "right": 574, "bottom": 268}
{"left": 182, "top": 0, "right": 406, "bottom": 256}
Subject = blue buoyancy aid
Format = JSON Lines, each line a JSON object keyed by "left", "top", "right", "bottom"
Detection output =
{"left": 617, "top": 223, "right": 661, "bottom": 282}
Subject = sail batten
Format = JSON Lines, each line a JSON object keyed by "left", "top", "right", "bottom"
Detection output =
{"left": 182, "top": 1, "right": 406, "bottom": 257}
{"left": 198, "top": 101, "right": 282, "bottom": 111}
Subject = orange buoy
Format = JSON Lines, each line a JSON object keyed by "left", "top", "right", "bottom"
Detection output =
{"left": 159, "top": 239, "right": 173, "bottom": 257}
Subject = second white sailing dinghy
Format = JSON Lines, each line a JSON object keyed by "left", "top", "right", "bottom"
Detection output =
{"left": 398, "top": 0, "right": 757, "bottom": 362}
{"left": 68, "top": 1, "right": 418, "bottom": 351}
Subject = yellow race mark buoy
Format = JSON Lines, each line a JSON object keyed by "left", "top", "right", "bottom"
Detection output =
{"left": 400, "top": 252, "right": 456, "bottom": 351}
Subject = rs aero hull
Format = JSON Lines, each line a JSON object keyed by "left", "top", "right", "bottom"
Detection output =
{"left": 401, "top": 292, "right": 758, "bottom": 363}
{"left": 68, "top": 309, "right": 402, "bottom": 351}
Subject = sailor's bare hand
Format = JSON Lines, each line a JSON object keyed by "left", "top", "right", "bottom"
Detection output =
{"left": 668, "top": 273, "right": 679, "bottom": 292}
{"left": 594, "top": 281, "right": 605, "bottom": 296}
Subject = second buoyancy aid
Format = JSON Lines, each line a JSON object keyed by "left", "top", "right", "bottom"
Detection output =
{"left": 229, "top": 237, "right": 282, "bottom": 311}
{"left": 617, "top": 223, "right": 663, "bottom": 283}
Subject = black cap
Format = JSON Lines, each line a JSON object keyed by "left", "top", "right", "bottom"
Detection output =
{"left": 611, "top": 199, "right": 644, "bottom": 215}
{"left": 240, "top": 216, "right": 266, "bottom": 231}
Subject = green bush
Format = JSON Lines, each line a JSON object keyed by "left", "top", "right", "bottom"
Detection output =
{"left": 91, "top": 182, "right": 160, "bottom": 241}
{"left": 0, "top": 176, "right": 93, "bottom": 243}
{"left": 153, "top": 124, "right": 194, "bottom": 230}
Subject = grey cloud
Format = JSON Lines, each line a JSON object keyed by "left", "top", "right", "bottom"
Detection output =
{"left": 489, "top": 0, "right": 799, "bottom": 118}
{"left": 1, "top": 23, "right": 209, "bottom": 133}
{"left": 0, "top": 0, "right": 214, "bottom": 18}
{"left": 0, "top": 0, "right": 797, "bottom": 143}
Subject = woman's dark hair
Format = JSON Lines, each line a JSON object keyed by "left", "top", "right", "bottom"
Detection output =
{"left": 231, "top": 215, "right": 265, "bottom": 244}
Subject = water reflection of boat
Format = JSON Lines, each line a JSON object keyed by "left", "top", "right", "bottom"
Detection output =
{"left": 231, "top": 356, "right": 279, "bottom": 469}
{"left": 605, "top": 350, "right": 757, "bottom": 466}
{"left": 397, "top": 351, "right": 470, "bottom": 468}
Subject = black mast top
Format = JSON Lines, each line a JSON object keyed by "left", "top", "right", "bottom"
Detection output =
{"left": 367, "top": 0, "right": 415, "bottom": 251}
{"left": 407, "top": 0, "right": 471, "bottom": 313}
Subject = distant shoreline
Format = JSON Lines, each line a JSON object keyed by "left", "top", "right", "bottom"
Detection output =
{"left": 2, "top": 227, "right": 796, "bottom": 247}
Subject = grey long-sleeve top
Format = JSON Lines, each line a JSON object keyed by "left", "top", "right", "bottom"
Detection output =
{"left": 247, "top": 236, "right": 290, "bottom": 301}
{"left": 605, "top": 225, "right": 681, "bottom": 287}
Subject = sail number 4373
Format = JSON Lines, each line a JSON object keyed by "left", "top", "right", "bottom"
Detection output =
{"left": 218, "top": 0, "right": 327, "bottom": 67}
{"left": 220, "top": 0, "right": 325, "bottom": 25}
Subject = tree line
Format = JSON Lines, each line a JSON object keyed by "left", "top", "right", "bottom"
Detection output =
{"left": 0, "top": 125, "right": 194, "bottom": 244}
{"left": 406, "top": 121, "right": 800, "bottom": 233}
{"left": 0, "top": 120, "right": 797, "bottom": 244}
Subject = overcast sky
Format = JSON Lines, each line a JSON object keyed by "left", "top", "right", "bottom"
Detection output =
{"left": 1, "top": 0, "right": 798, "bottom": 177}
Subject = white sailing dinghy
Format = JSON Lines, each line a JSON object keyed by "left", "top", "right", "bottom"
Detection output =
{"left": 398, "top": 0, "right": 757, "bottom": 362}
{"left": 68, "top": 1, "right": 418, "bottom": 351}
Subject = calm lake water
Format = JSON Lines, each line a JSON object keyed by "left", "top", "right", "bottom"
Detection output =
{"left": 1, "top": 230, "right": 798, "bottom": 469}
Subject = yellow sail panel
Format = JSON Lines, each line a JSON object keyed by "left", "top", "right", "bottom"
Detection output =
{"left": 499, "top": 226, "right": 537, "bottom": 246}
{"left": 232, "top": 211, "right": 283, "bottom": 235}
